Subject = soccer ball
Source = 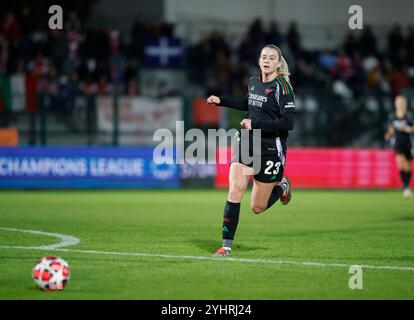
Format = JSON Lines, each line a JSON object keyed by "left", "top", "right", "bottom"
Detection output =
{"left": 32, "top": 256, "right": 70, "bottom": 291}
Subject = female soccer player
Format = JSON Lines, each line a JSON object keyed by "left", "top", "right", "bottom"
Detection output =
{"left": 385, "top": 95, "right": 414, "bottom": 198}
{"left": 207, "top": 44, "right": 295, "bottom": 256}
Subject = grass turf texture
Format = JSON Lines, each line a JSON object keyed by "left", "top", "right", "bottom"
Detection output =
{"left": 0, "top": 189, "right": 413, "bottom": 299}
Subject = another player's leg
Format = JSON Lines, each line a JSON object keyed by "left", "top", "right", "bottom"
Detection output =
{"left": 396, "top": 154, "right": 412, "bottom": 198}
{"left": 213, "top": 163, "right": 252, "bottom": 256}
{"left": 406, "top": 163, "right": 412, "bottom": 196}
{"left": 403, "top": 155, "right": 412, "bottom": 199}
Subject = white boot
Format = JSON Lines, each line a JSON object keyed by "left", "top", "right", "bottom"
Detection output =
{"left": 403, "top": 188, "right": 412, "bottom": 199}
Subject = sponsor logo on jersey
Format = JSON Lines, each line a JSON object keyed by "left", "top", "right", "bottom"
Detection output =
{"left": 285, "top": 102, "right": 295, "bottom": 109}
{"left": 393, "top": 119, "right": 407, "bottom": 129}
{"left": 248, "top": 93, "right": 268, "bottom": 107}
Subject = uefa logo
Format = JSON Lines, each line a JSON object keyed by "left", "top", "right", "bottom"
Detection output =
{"left": 150, "top": 156, "right": 176, "bottom": 181}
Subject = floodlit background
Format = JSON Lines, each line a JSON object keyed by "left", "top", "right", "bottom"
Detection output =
{"left": 0, "top": 0, "right": 414, "bottom": 301}
{"left": 0, "top": 0, "right": 413, "bottom": 189}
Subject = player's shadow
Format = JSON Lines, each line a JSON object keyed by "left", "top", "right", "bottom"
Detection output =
{"left": 191, "top": 239, "right": 267, "bottom": 254}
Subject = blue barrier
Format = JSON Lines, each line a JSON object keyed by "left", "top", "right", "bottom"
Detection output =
{"left": 0, "top": 147, "right": 179, "bottom": 189}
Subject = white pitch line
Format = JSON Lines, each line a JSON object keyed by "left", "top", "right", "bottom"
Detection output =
{"left": 1, "top": 245, "right": 414, "bottom": 272}
{"left": 0, "top": 227, "right": 80, "bottom": 249}
{"left": 1, "top": 228, "right": 414, "bottom": 272}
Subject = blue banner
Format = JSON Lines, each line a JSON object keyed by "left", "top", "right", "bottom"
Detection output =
{"left": 0, "top": 147, "right": 179, "bottom": 189}
{"left": 143, "top": 37, "right": 183, "bottom": 67}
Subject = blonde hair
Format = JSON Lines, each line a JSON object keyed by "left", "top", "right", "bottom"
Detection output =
{"left": 262, "top": 44, "right": 291, "bottom": 84}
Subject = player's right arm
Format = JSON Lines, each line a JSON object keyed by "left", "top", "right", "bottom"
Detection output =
{"left": 207, "top": 95, "right": 248, "bottom": 111}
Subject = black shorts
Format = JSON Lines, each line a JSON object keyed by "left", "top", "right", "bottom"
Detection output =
{"left": 394, "top": 142, "right": 412, "bottom": 160}
{"left": 231, "top": 138, "right": 285, "bottom": 183}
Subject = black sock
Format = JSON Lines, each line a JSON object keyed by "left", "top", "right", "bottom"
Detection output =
{"left": 400, "top": 170, "right": 407, "bottom": 188}
{"left": 266, "top": 185, "right": 284, "bottom": 210}
{"left": 402, "top": 171, "right": 411, "bottom": 189}
{"left": 222, "top": 201, "right": 240, "bottom": 245}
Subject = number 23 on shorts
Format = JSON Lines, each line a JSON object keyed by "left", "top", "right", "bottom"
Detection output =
{"left": 264, "top": 160, "right": 281, "bottom": 175}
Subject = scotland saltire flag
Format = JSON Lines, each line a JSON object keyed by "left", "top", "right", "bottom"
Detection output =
{"left": 143, "top": 37, "right": 183, "bottom": 67}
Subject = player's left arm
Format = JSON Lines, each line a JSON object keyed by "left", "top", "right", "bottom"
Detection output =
{"left": 250, "top": 91, "right": 296, "bottom": 132}
{"left": 405, "top": 119, "right": 414, "bottom": 134}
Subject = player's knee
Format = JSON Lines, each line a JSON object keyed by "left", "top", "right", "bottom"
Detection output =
{"left": 251, "top": 203, "right": 266, "bottom": 214}
{"left": 228, "top": 184, "right": 245, "bottom": 202}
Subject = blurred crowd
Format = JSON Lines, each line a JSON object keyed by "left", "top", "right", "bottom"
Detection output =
{"left": 194, "top": 19, "right": 414, "bottom": 99}
{"left": 1, "top": 5, "right": 414, "bottom": 113}
{"left": 1, "top": 7, "right": 145, "bottom": 99}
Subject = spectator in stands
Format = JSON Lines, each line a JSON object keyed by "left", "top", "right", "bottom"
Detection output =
{"left": 29, "top": 53, "right": 49, "bottom": 78}
{"left": 97, "top": 75, "right": 113, "bottom": 95}
{"left": 359, "top": 26, "right": 378, "bottom": 57}
{"left": 239, "top": 34, "right": 257, "bottom": 66}
{"left": 343, "top": 33, "right": 358, "bottom": 58}
{"left": 110, "top": 62, "right": 123, "bottom": 87}
{"left": 213, "top": 50, "right": 232, "bottom": 93}
{"left": 130, "top": 17, "right": 146, "bottom": 59}
{"left": 347, "top": 53, "right": 365, "bottom": 98}
{"left": 266, "top": 22, "right": 283, "bottom": 47}
{"left": 37, "top": 65, "right": 60, "bottom": 110}
{"left": 127, "top": 79, "right": 139, "bottom": 96}
{"left": 83, "top": 28, "right": 110, "bottom": 61}
{"left": 18, "top": 6, "right": 34, "bottom": 65}
{"left": 318, "top": 49, "right": 337, "bottom": 76}
{"left": 124, "top": 59, "right": 138, "bottom": 84}
{"left": 287, "top": 22, "right": 301, "bottom": 58}
{"left": 65, "top": 11, "right": 82, "bottom": 33}
{"left": 186, "top": 33, "right": 210, "bottom": 84}
{"left": 405, "top": 25, "right": 414, "bottom": 67}
{"left": 390, "top": 64, "right": 411, "bottom": 97}
{"left": 388, "top": 24, "right": 406, "bottom": 67}
{"left": 79, "top": 75, "right": 98, "bottom": 96}
{"left": 109, "top": 29, "right": 122, "bottom": 55}
{"left": 0, "top": 36, "right": 7, "bottom": 74}
{"left": 19, "top": 6, "right": 34, "bottom": 35}
{"left": 59, "top": 72, "right": 79, "bottom": 113}
{"left": 1, "top": 11, "right": 20, "bottom": 42}
{"left": 2, "top": 3, "right": 414, "bottom": 117}
{"left": 48, "top": 30, "right": 68, "bottom": 74}
{"left": 248, "top": 18, "right": 266, "bottom": 47}
{"left": 364, "top": 58, "right": 389, "bottom": 94}
{"left": 292, "top": 56, "right": 313, "bottom": 87}
{"left": 336, "top": 51, "right": 354, "bottom": 81}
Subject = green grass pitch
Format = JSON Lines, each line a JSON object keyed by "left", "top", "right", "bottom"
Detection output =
{"left": 0, "top": 189, "right": 413, "bottom": 299}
